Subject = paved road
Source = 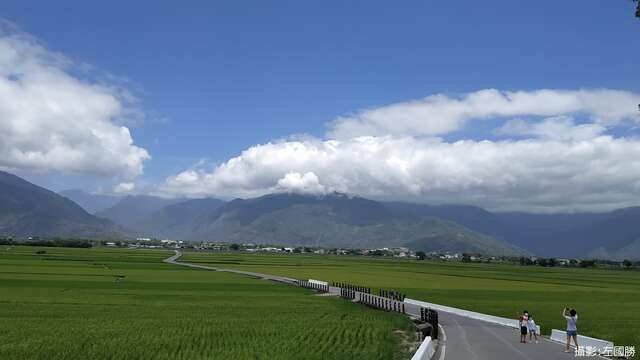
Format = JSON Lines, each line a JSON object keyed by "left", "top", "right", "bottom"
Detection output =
{"left": 164, "top": 251, "right": 599, "bottom": 360}
{"left": 163, "top": 250, "right": 299, "bottom": 285}
{"left": 434, "top": 311, "right": 601, "bottom": 360}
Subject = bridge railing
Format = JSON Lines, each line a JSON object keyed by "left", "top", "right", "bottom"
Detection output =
{"left": 298, "top": 279, "right": 439, "bottom": 342}
{"left": 296, "top": 279, "right": 329, "bottom": 292}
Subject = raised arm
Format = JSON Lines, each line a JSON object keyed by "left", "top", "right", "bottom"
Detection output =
{"left": 562, "top": 308, "right": 568, "bottom": 317}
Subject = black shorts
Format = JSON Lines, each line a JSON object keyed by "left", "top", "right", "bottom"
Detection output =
{"left": 520, "top": 326, "right": 528, "bottom": 335}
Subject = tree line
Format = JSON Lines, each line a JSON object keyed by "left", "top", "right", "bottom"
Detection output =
{"left": 0, "top": 237, "right": 93, "bottom": 248}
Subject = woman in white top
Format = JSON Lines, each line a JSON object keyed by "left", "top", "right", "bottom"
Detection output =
{"left": 562, "top": 307, "right": 579, "bottom": 352}
{"left": 527, "top": 315, "right": 538, "bottom": 343}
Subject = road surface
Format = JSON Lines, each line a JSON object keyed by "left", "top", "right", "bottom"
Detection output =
{"left": 433, "top": 311, "right": 601, "bottom": 360}
{"left": 164, "top": 251, "right": 600, "bottom": 360}
{"left": 163, "top": 250, "right": 298, "bottom": 285}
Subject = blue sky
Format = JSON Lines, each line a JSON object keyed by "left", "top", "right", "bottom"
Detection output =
{"left": 1, "top": 1, "right": 639, "bottom": 211}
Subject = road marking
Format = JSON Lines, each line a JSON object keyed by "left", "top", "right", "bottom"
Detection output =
{"left": 452, "top": 316, "right": 480, "bottom": 360}
{"left": 437, "top": 323, "right": 447, "bottom": 360}
{"left": 482, "top": 323, "right": 534, "bottom": 360}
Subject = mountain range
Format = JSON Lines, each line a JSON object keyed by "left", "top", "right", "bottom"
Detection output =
{"left": 179, "top": 193, "right": 525, "bottom": 256}
{"left": 94, "top": 195, "right": 184, "bottom": 228}
{"left": 0, "top": 171, "right": 123, "bottom": 239}
{"left": 2, "top": 170, "right": 639, "bottom": 259}
{"left": 384, "top": 202, "right": 640, "bottom": 259}
{"left": 58, "top": 189, "right": 120, "bottom": 214}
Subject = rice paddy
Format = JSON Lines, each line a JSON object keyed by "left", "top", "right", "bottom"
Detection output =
{"left": 0, "top": 246, "right": 414, "bottom": 360}
{"left": 183, "top": 251, "right": 640, "bottom": 349}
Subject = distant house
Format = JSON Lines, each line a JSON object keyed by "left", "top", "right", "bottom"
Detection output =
{"left": 440, "top": 253, "right": 460, "bottom": 260}
{"left": 106, "top": 242, "right": 116, "bottom": 247}
{"left": 261, "top": 247, "right": 280, "bottom": 252}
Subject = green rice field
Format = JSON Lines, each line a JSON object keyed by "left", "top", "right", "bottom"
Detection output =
{"left": 183, "top": 251, "right": 640, "bottom": 349}
{"left": 0, "top": 246, "right": 413, "bottom": 360}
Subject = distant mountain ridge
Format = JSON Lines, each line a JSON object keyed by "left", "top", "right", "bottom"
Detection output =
{"left": 131, "top": 198, "right": 226, "bottom": 239}
{"left": 3, "top": 171, "right": 639, "bottom": 259}
{"left": 126, "top": 192, "right": 526, "bottom": 256}
{"left": 384, "top": 202, "right": 640, "bottom": 260}
{"left": 0, "top": 171, "right": 124, "bottom": 239}
{"left": 95, "top": 195, "right": 184, "bottom": 228}
{"left": 59, "top": 189, "right": 120, "bottom": 214}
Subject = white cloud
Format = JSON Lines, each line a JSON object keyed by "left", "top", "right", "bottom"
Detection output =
{"left": 159, "top": 135, "right": 640, "bottom": 212}
{"left": 0, "top": 23, "right": 150, "bottom": 178}
{"left": 113, "top": 182, "right": 136, "bottom": 194}
{"left": 157, "top": 87, "right": 640, "bottom": 212}
{"left": 329, "top": 89, "right": 640, "bottom": 139}
{"left": 495, "top": 116, "right": 607, "bottom": 141}
{"left": 276, "top": 172, "right": 326, "bottom": 194}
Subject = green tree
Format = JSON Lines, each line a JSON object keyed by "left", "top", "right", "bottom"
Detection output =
{"left": 229, "top": 243, "right": 240, "bottom": 251}
{"left": 0, "top": 238, "right": 15, "bottom": 245}
{"left": 580, "top": 259, "right": 596, "bottom": 268}
{"left": 622, "top": 259, "right": 633, "bottom": 269}
{"left": 415, "top": 251, "right": 426, "bottom": 260}
{"left": 537, "top": 258, "right": 548, "bottom": 267}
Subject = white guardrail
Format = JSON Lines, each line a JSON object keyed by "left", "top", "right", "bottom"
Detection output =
{"left": 411, "top": 336, "right": 435, "bottom": 360}
{"left": 550, "top": 329, "right": 613, "bottom": 350}
{"left": 308, "top": 279, "right": 328, "bottom": 286}
{"left": 405, "top": 298, "right": 541, "bottom": 334}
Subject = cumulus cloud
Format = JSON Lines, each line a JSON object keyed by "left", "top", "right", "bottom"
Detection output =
{"left": 0, "top": 22, "right": 150, "bottom": 178}
{"left": 113, "top": 182, "right": 136, "bottom": 194}
{"left": 144, "top": 79, "right": 640, "bottom": 212}
{"left": 276, "top": 172, "right": 326, "bottom": 194}
{"left": 495, "top": 116, "right": 607, "bottom": 141}
{"left": 329, "top": 89, "right": 640, "bottom": 139}
{"left": 158, "top": 88, "right": 640, "bottom": 212}
{"left": 159, "top": 135, "right": 640, "bottom": 212}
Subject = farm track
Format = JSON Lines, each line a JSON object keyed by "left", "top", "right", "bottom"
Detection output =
{"left": 163, "top": 250, "right": 298, "bottom": 285}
